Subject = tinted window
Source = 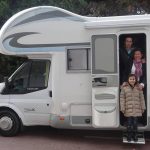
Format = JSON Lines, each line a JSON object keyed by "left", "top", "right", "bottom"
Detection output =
{"left": 67, "top": 48, "right": 90, "bottom": 71}
{"left": 29, "top": 61, "right": 50, "bottom": 88}
{"left": 10, "top": 62, "right": 31, "bottom": 93}
{"left": 7, "top": 60, "right": 50, "bottom": 94}
{"left": 92, "top": 35, "right": 117, "bottom": 74}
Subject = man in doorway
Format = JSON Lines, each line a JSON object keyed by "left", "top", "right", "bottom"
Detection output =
{"left": 119, "top": 36, "right": 135, "bottom": 85}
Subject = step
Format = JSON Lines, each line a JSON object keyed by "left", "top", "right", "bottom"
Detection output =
{"left": 123, "top": 132, "right": 145, "bottom": 144}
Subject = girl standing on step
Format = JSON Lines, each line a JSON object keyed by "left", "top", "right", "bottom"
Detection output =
{"left": 120, "top": 74, "right": 146, "bottom": 142}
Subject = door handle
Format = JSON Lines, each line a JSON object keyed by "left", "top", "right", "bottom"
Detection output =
{"left": 49, "top": 91, "right": 52, "bottom": 97}
{"left": 94, "top": 77, "right": 107, "bottom": 83}
{"left": 93, "top": 77, "right": 107, "bottom": 87}
{"left": 99, "top": 77, "right": 107, "bottom": 83}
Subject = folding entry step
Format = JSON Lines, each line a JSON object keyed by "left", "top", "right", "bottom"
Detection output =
{"left": 123, "top": 131, "right": 145, "bottom": 144}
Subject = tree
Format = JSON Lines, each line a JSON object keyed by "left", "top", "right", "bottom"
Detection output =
{"left": 0, "top": 0, "right": 150, "bottom": 81}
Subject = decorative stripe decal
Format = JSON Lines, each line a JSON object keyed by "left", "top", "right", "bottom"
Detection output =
{"left": 13, "top": 10, "right": 86, "bottom": 27}
{"left": 3, "top": 32, "right": 90, "bottom": 52}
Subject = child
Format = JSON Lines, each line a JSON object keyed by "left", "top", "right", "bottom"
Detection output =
{"left": 120, "top": 74, "right": 146, "bottom": 142}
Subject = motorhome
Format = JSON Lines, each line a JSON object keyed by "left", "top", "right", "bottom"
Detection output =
{"left": 0, "top": 6, "right": 149, "bottom": 143}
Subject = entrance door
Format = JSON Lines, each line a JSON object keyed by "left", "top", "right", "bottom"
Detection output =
{"left": 91, "top": 34, "right": 119, "bottom": 128}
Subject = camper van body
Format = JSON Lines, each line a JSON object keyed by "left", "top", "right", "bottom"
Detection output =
{"left": 0, "top": 6, "right": 149, "bottom": 136}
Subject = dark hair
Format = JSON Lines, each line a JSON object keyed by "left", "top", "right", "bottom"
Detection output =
{"left": 127, "top": 74, "right": 138, "bottom": 85}
{"left": 124, "top": 36, "right": 134, "bottom": 48}
{"left": 125, "top": 36, "right": 133, "bottom": 40}
{"left": 133, "top": 48, "right": 144, "bottom": 59}
{"left": 134, "top": 48, "right": 143, "bottom": 54}
{"left": 124, "top": 36, "right": 134, "bottom": 43}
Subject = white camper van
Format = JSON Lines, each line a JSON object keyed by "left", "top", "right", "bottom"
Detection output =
{"left": 0, "top": 6, "right": 149, "bottom": 142}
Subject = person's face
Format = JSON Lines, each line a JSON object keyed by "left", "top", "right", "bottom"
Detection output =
{"left": 125, "top": 37, "right": 133, "bottom": 49}
{"left": 134, "top": 51, "right": 142, "bottom": 61}
{"left": 128, "top": 76, "right": 136, "bottom": 86}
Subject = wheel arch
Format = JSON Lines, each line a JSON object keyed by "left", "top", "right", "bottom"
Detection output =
{"left": 0, "top": 104, "right": 25, "bottom": 126}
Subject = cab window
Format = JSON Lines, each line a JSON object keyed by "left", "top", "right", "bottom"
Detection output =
{"left": 3, "top": 60, "right": 50, "bottom": 94}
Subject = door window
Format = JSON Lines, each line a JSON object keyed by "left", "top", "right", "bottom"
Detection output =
{"left": 29, "top": 61, "right": 50, "bottom": 88}
{"left": 5, "top": 60, "right": 50, "bottom": 94}
{"left": 92, "top": 35, "right": 117, "bottom": 74}
{"left": 9, "top": 62, "right": 31, "bottom": 93}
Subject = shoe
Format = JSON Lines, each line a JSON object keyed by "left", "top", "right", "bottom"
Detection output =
{"left": 127, "top": 135, "right": 132, "bottom": 142}
{"left": 133, "top": 135, "right": 138, "bottom": 142}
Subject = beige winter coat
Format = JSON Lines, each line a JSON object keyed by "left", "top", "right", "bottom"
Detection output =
{"left": 120, "top": 83, "right": 146, "bottom": 117}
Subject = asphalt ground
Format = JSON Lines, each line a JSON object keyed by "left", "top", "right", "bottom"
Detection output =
{"left": 0, "top": 126, "right": 150, "bottom": 150}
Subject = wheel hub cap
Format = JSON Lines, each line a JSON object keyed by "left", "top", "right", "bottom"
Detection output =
{"left": 0, "top": 117, "right": 13, "bottom": 131}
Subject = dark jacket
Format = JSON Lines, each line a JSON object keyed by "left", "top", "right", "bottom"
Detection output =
{"left": 119, "top": 47, "right": 135, "bottom": 84}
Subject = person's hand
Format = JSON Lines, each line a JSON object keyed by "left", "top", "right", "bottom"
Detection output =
{"left": 139, "top": 84, "right": 144, "bottom": 90}
{"left": 142, "top": 109, "right": 145, "bottom": 113}
{"left": 122, "top": 82, "right": 128, "bottom": 87}
{"left": 121, "top": 110, "right": 125, "bottom": 114}
{"left": 120, "top": 82, "right": 127, "bottom": 89}
{"left": 142, "top": 58, "right": 146, "bottom": 63}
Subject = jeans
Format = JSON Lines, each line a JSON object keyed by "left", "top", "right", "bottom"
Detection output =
{"left": 127, "top": 117, "right": 138, "bottom": 129}
{"left": 126, "top": 117, "right": 138, "bottom": 141}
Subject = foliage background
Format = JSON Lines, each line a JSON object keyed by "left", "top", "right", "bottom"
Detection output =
{"left": 0, "top": 0, "right": 150, "bottom": 81}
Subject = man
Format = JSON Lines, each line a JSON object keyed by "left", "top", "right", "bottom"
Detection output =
{"left": 119, "top": 36, "right": 135, "bottom": 85}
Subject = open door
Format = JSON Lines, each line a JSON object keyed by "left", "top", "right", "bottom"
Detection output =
{"left": 91, "top": 34, "right": 119, "bottom": 128}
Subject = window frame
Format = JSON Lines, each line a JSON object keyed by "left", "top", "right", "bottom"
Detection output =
{"left": 2, "top": 59, "right": 51, "bottom": 95}
{"left": 92, "top": 34, "right": 117, "bottom": 74}
{"left": 66, "top": 47, "right": 91, "bottom": 73}
{"left": 28, "top": 60, "right": 50, "bottom": 89}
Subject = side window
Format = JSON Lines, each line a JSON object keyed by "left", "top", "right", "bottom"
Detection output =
{"left": 67, "top": 48, "right": 91, "bottom": 71}
{"left": 29, "top": 61, "right": 50, "bottom": 88}
{"left": 7, "top": 60, "right": 50, "bottom": 94}
{"left": 92, "top": 35, "right": 117, "bottom": 74}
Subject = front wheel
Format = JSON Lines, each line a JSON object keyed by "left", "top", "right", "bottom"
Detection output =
{"left": 0, "top": 110, "right": 20, "bottom": 136}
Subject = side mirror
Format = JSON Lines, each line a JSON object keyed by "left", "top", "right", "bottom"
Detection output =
{"left": 4, "top": 77, "right": 9, "bottom": 89}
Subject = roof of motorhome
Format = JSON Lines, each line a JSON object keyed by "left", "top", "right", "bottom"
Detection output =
{"left": 85, "top": 14, "right": 150, "bottom": 29}
{"left": 0, "top": 6, "right": 150, "bottom": 56}
{"left": 1, "top": 6, "right": 150, "bottom": 30}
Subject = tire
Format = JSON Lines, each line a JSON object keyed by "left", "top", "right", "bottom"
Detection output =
{"left": 0, "top": 110, "right": 20, "bottom": 137}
